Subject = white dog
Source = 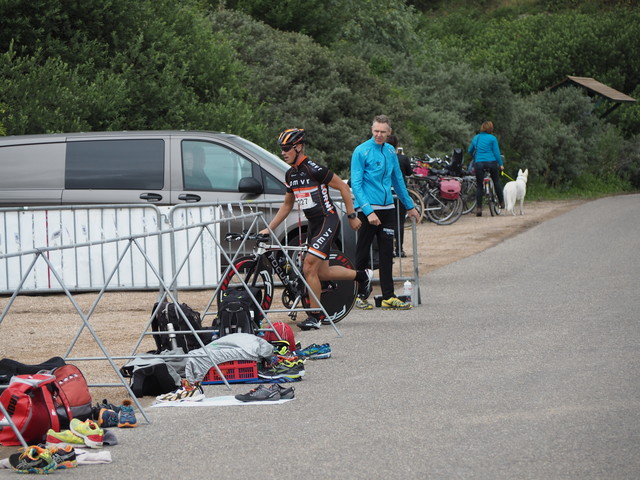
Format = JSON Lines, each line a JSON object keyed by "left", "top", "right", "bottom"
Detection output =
{"left": 503, "top": 169, "right": 528, "bottom": 215}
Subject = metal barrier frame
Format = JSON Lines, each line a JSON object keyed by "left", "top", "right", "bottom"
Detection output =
{"left": 0, "top": 200, "right": 422, "bottom": 426}
{"left": 0, "top": 210, "right": 287, "bottom": 425}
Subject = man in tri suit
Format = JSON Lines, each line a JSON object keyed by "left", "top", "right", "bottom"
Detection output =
{"left": 261, "top": 128, "right": 372, "bottom": 330}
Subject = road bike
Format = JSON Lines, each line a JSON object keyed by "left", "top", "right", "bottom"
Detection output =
{"left": 219, "top": 232, "right": 357, "bottom": 324}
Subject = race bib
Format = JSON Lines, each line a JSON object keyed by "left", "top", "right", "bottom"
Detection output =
{"left": 294, "top": 190, "right": 316, "bottom": 209}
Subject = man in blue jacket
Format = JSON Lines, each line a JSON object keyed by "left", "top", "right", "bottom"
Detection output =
{"left": 350, "top": 115, "right": 420, "bottom": 310}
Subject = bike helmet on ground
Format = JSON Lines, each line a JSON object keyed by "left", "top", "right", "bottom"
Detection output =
{"left": 278, "top": 128, "right": 305, "bottom": 147}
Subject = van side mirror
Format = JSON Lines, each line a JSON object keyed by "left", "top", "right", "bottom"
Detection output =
{"left": 238, "top": 177, "right": 263, "bottom": 194}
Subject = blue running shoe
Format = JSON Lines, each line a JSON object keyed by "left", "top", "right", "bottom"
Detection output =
{"left": 98, "top": 408, "right": 118, "bottom": 428}
{"left": 117, "top": 399, "right": 138, "bottom": 428}
{"left": 297, "top": 343, "right": 331, "bottom": 359}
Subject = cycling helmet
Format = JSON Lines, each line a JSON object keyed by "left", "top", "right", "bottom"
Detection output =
{"left": 278, "top": 128, "right": 305, "bottom": 147}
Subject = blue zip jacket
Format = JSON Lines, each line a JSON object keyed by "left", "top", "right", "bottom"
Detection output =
{"left": 350, "top": 136, "right": 415, "bottom": 216}
{"left": 468, "top": 132, "right": 503, "bottom": 165}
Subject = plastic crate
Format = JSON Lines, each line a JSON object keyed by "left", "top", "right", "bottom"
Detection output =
{"left": 202, "top": 360, "right": 258, "bottom": 385}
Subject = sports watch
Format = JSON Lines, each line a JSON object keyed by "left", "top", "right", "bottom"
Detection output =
{"left": 347, "top": 212, "right": 357, "bottom": 219}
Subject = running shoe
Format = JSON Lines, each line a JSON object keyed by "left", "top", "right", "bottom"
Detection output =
{"left": 258, "top": 357, "right": 305, "bottom": 379}
{"left": 45, "top": 429, "right": 85, "bottom": 449}
{"left": 155, "top": 379, "right": 205, "bottom": 403}
{"left": 70, "top": 418, "right": 104, "bottom": 449}
{"left": 271, "top": 340, "right": 291, "bottom": 356}
{"left": 355, "top": 297, "right": 374, "bottom": 310}
{"left": 98, "top": 407, "right": 119, "bottom": 428}
{"left": 91, "top": 399, "right": 121, "bottom": 420}
{"left": 235, "top": 384, "right": 281, "bottom": 402}
{"left": 48, "top": 445, "right": 77, "bottom": 469}
{"left": 381, "top": 296, "right": 412, "bottom": 310}
{"left": 297, "top": 343, "right": 332, "bottom": 360}
{"left": 296, "top": 315, "right": 321, "bottom": 331}
{"left": 276, "top": 384, "right": 295, "bottom": 399}
{"left": 117, "top": 399, "right": 138, "bottom": 428}
{"left": 9, "top": 446, "right": 56, "bottom": 474}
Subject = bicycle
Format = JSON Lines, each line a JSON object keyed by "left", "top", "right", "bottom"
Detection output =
{"left": 219, "top": 232, "right": 357, "bottom": 324}
{"left": 407, "top": 175, "right": 462, "bottom": 225}
{"left": 459, "top": 175, "right": 477, "bottom": 215}
{"left": 482, "top": 171, "right": 502, "bottom": 216}
{"left": 404, "top": 188, "right": 425, "bottom": 228}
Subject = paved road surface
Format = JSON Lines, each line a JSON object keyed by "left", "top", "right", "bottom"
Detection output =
{"left": 3, "top": 194, "right": 638, "bottom": 479}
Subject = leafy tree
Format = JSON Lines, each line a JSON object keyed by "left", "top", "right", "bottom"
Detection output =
{"left": 207, "top": 9, "right": 391, "bottom": 174}
{"left": 0, "top": 0, "right": 265, "bottom": 138}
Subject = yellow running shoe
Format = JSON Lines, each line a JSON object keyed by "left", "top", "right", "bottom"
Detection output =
{"left": 45, "top": 429, "right": 84, "bottom": 449}
{"left": 70, "top": 418, "right": 104, "bottom": 448}
{"left": 355, "top": 297, "right": 374, "bottom": 310}
{"left": 381, "top": 296, "right": 412, "bottom": 310}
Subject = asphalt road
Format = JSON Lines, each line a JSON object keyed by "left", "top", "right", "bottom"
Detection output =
{"left": 2, "top": 194, "right": 638, "bottom": 479}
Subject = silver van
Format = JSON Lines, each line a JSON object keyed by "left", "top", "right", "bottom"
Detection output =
{"left": 0, "top": 130, "right": 290, "bottom": 205}
{"left": 0, "top": 130, "right": 309, "bottom": 241}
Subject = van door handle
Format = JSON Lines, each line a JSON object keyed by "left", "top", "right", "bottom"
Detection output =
{"left": 178, "top": 193, "right": 201, "bottom": 203}
{"left": 139, "top": 193, "right": 163, "bottom": 202}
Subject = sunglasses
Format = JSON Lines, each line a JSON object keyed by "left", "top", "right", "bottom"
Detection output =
{"left": 281, "top": 145, "right": 294, "bottom": 152}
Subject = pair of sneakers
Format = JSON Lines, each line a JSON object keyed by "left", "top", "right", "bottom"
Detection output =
{"left": 356, "top": 291, "right": 413, "bottom": 310}
{"left": 9, "top": 444, "right": 77, "bottom": 473}
{"left": 234, "top": 384, "right": 295, "bottom": 402}
{"left": 45, "top": 418, "right": 104, "bottom": 449}
{"left": 296, "top": 343, "right": 332, "bottom": 359}
{"left": 155, "top": 379, "right": 205, "bottom": 403}
{"left": 258, "top": 356, "right": 306, "bottom": 380}
{"left": 356, "top": 296, "right": 412, "bottom": 310}
{"left": 98, "top": 399, "right": 138, "bottom": 428}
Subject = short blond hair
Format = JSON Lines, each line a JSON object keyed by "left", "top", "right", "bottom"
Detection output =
{"left": 480, "top": 121, "right": 494, "bottom": 134}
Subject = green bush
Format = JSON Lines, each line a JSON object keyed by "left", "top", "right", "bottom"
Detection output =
{"left": 207, "top": 9, "right": 392, "bottom": 175}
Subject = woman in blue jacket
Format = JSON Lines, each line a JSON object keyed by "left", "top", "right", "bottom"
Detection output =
{"left": 468, "top": 120, "right": 505, "bottom": 216}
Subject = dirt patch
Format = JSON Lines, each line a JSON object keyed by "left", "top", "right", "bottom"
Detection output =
{"left": 416, "top": 199, "right": 585, "bottom": 273}
{"left": 0, "top": 199, "right": 586, "bottom": 404}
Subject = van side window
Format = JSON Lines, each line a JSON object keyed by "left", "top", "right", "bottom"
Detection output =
{"left": 182, "top": 141, "right": 253, "bottom": 192}
{"left": 66, "top": 139, "right": 164, "bottom": 189}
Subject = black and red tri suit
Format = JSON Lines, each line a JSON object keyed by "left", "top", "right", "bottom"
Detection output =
{"left": 285, "top": 155, "right": 340, "bottom": 260}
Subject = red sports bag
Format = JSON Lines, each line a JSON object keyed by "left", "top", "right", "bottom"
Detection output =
{"left": 262, "top": 322, "right": 297, "bottom": 353}
{"left": 50, "top": 364, "right": 92, "bottom": 427}
{"left": 0, "top": 374, "right": 71, "bottom": 446}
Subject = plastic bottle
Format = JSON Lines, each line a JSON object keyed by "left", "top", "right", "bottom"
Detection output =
{"left": 166, "top": 323, "right": 179, "bottom": 350}
{"left": 403, "top": 280, "right": 413, "bottom": 303}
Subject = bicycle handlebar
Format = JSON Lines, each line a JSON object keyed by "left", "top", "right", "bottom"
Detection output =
{"left": 225, "top": 232, "right": 270, "bottom": 243}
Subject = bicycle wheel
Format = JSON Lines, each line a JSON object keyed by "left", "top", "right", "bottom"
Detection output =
{"left": 460, "top": 176, "right": 477, "bottom": 215}
{"left": 487, "top": 182, "right": 501, "bottom": 216}
{"left": 217, "top": 256, "right": 274, "bottom": 315}
{"left": 316, "top": 250, "right": 357, "bottom": 324}
{"left": 425, "top": 190, "right": 462, "bottom": 225}
{"left": 405, "top": 188, "right": 425, "bottom": 229}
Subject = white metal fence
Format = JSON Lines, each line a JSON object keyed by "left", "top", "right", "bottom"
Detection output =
{"left": 0, "top": 201, "right": 420, "bottom": 296}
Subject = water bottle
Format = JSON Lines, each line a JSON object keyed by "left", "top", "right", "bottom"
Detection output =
{"left": 166, "top": 322, "right": 179, "bottom": 350}
{"left": 403, "top": 280, "right": 413, "bottom": 303}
